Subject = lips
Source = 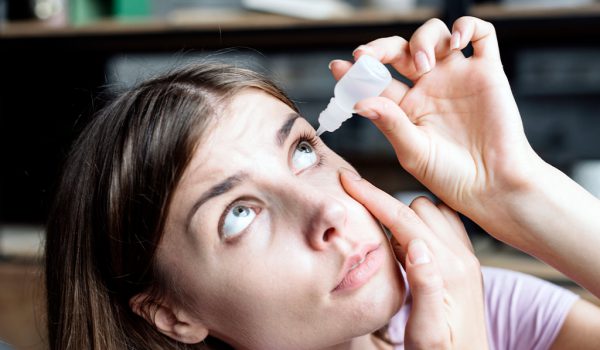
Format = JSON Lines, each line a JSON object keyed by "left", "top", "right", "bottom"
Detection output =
{"left": 332, "top": 243, "right": 384, "bottom": 293}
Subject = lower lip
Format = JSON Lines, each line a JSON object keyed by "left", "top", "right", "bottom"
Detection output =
{"left": 333, "top": 245, "right": 384, "bottom": 293}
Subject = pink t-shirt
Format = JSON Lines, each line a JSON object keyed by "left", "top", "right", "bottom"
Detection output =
{"left": 388, "top": 267, "right": 579, "bottom": 350}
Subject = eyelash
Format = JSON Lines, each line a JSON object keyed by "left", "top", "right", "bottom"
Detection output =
{"left": 296, "top": 131, "right": 325, "bottom": 168}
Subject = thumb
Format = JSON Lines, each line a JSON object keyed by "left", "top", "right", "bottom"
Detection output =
{"left": 354, "top": 97, "right": 427, "bottom": 170}
{"left": 404, "top": 239, "right": 450, "bottom": 349}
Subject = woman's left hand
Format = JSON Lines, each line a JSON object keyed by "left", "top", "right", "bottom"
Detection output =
{"left": 329, "top": 17, "right": 538, "bottom": 247}
{"left": 339, "top": 168, "right": 488, "bottom": 349}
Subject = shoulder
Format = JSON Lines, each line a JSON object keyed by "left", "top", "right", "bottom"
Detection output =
{"left": 482, "top": 266, "right": 579, "bottom": 350}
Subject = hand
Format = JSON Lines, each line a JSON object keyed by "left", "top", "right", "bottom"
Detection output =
{"left": 339, "top": 168, "right": 488, "bottom": 350}
{"left": 330, "top": 17, "right": 542, "bottom": 228}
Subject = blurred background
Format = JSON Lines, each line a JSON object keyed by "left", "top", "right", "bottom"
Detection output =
{"left": 1, "top": 0, "right": 600, "bottom": 348}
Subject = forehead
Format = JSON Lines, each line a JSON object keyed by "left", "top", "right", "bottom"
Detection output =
{"left": 181, "top": 88, "right": 300, "bottom": 183}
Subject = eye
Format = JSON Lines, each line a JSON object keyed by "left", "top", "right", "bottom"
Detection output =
{"left": 221, "top": 204, "right": 257, "bottom": 239}
{"left": 292, "top": 140, "right": 318, "bottom": 171}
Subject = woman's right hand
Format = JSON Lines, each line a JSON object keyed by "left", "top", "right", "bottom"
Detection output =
{"left": 339, "top": 168, "right": 488, "bottom": 349}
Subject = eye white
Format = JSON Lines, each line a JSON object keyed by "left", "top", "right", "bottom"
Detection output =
{"left": 292, "top": 141, "right": 317, "bottom": 171}
{"left": 222, "top": 205, "right": 256, "bottom": 239}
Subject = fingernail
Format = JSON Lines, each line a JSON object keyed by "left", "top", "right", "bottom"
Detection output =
{"left": 353, "top": 45, "right": 376, "bottom": 58}
{"left": 408, "top": 239, "right": 431, "bottom": 265}
{"left": 354, "top": 107, "right": 380, "bottom": 120}
{"left": 328, "top": 60, "right": 340, "bottom": 70}
{"left": 339, "top": 167, "right": 361, "bottom": 181}
{"left": 414, "top": 51, "right": 431, "bottom": 74}
{"left": 450, "top": 31, "right": 461, "bottom": 50}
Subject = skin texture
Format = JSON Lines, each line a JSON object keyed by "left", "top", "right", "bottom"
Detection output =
{"left": 149, "top": 89, "right": 405, "bottom": 350}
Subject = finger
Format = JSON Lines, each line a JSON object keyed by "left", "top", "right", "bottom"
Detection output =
{"left": 408, "top": 18, "right": 453, "bottom": 77}
{"left": 409, "top": 197, "right": 454, "bottom": 239}
{"left": 339, "top": 168, "right": 438, "bottom": 251}
{"left": 353, "top": 96, "right": 427, "bottom": 172}
{"left": 451, "top": 16, "right": 500, "bottom": 61}
{"left": 329, "top": 59, "right": 410, "bottom": 104}
{"left": 410, "top": 197, "right": 472, "bottom": 255}
{"left": 353, "top": 36, "right": 420, "bottom": 81}
{"left": 404, "top": 239, "right": 450, "bottom": 349}
{"left": 437, "top": 203, "right": 474, "bottom": 253}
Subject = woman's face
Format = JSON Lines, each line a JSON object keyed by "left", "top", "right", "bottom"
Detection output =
{"left": 159, "top": 89, "right": 405, "bottom": 349}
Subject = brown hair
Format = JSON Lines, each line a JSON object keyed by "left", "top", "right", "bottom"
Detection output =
{"left": 45, "top": 63, "right": 297, "bottom": 350}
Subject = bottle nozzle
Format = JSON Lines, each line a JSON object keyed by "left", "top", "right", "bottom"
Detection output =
{"left": 316, "top": 125, "right": 326, "bottom": 137}
{"left": 315, "top": 55, "right": 392, "bottom": 136}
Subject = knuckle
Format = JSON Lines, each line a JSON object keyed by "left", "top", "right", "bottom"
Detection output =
{"left": 449, "top": 254, "right": 481, "bottom": 280}
{"left": 392, "top": 203, "right": 420, "bottom": 228}
{"left": 389, "top": 35, "right": 407, "bottom": 44}
{"left": 426, "top": 17, "right": 445, "bottom": 28}
{"left": 453, "top": 15, "right": 471, "bottom": 27}
{"left": 410, "top": 196, "right": 433, "bottom": 210}
{"left": 380, "top": 111, "right": 401, "bottom": 134}
{"left": 485, "top": 20, "right": 497, "bottom": 35}
{"left": 412, "top": 271, "right": 444, "bottom": 296}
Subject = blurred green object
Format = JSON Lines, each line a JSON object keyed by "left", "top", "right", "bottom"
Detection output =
{"left": 68, "top": 0, "right": 110, "bottom": 25}
{"left": 68, "top": 0, "right": 149, "bottom": 25}
{"left": 113, "top": 0, "right": 150, "bottom": 19}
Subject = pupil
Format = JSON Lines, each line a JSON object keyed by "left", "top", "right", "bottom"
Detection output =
{"left": 234, "top": 206, "right": 248, "bottom": 217}
{"left": 299, "top": 142, "right": 312, "bottom": 153}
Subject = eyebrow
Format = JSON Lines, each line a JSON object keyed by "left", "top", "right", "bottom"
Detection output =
{"left": 186, "top": 172, "right": 247, "bottom": 229}
{"left": 276, "top": 113, "right": 301, "bottom": 147}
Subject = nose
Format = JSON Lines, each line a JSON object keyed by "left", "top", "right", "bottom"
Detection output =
{"left": 312, "top": 199, "right": 347, "bottom": 249}
{"left": 287, "top": 185, "right": 348, "bottom": 250}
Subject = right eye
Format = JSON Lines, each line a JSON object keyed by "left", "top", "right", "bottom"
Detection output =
{"left": 221, "top": 204, "right": 257, "bottom": 239}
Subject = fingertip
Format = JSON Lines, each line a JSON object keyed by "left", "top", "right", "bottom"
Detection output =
{"left": 328, "top": 59, "right": 344, "bottom": 70}
{"left": 408, "top": 239, "right": 431, "bottom": 266}
{"left": 328, "top": 59, "right": 353, "bottom": 81}
{"left": 353, "top": 97, "right": 386, "bottom": 120}
{"left": 352, "top": 45, "right": 379, "bottom": 60}
{"left": 338, "top": 167, "right": 362, "bottom": 182}
{"left": 450, "top": 31, "right": 461, "bottom": 50}
{"left": 354, "top": 107, "right": 380, "bottom": 120}
{"left": 414, "top": 51, "right": 432, "bottom": 75}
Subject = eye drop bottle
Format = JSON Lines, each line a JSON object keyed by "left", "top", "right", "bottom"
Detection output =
{"left": 316, "top": 55, "right": 392, "bottom": 136}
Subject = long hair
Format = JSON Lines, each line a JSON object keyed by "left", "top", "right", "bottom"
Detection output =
{"left": 45, "top": 63, "right": 297, "bottom": 350}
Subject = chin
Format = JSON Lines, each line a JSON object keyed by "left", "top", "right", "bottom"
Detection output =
{"left": 350, "top": 256, "right": 405, "bottom": 336}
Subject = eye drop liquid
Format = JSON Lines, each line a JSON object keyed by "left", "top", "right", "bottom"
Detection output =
{"left": 316, "top": 55, "right": 392, "bottom": 136}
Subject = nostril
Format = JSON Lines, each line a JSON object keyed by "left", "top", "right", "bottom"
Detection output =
{"left": 323, "top": 227, "right": 335, "bottom": 242}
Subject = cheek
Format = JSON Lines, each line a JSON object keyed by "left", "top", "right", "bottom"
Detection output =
{"left": 198, "top": 251, "right": 330, "bottom": 348}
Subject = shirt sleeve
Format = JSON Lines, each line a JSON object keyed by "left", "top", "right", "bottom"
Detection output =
{"left": 482, "top": 266, "right": 579, "bottom": 350}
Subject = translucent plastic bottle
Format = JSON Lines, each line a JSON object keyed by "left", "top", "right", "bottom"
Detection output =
{"left": 316, "top": 55, "right": 392, "bottom": 136}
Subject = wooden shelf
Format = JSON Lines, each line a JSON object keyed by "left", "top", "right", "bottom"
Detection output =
{"left": 0, "top": 262, "right": 45, "bottom": 350}
{"left": 3, "top": 3, "right": 600, "bottom": 40}
{"left": 2, "top": 3, "right": 599, "bottom": 52}
{"left": 470, "top": 2, "right": 600, "bottom": 20}
{"left": 0, "top": 7, "right": 438, "bottom": 39}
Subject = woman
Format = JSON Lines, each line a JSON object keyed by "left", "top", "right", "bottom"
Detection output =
{"left": 45, "top": 17, "right": 599, "bottom": 349}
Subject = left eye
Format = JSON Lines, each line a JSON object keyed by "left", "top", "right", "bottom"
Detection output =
{"left": 292, "top": 141, "right": 318, "bottom": 171}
